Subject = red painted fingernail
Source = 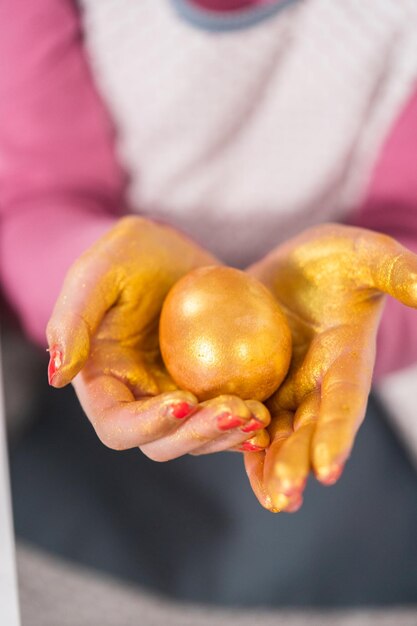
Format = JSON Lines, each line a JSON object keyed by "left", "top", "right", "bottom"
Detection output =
{"left": 285, "top": 496, "right": 303, "bottom": 513}
{"left": 48, "top": 346, "right": 63, "bottom": 385}
{"left": 217, "top": 413, "right": 245, "bottom": 431}
{"left": 317, "top": 462, "right": 344, "bottom": 485}
{"left": 241, "top": 417, "right": 264, "bottom": 433}
{"left": 168, "top": 402, "right": 195, "bottom": 419}
{"left": 239, "top": 442, "right": 264, "bottom": 452}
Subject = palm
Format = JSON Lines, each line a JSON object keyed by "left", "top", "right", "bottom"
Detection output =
{"left": 48, "top": 217, "right": 271, "bottom": 460}
{"left": 49, "top": 216, "right": 218, "bottom": 397}
{"left": 87, "top": 260, "right": 185, "bottom": 399}
{"left": 244, "top": 224, "right": 417, "bottom": 512}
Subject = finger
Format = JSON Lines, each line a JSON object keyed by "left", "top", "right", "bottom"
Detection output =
{"left": 244, "top": 451, "right": 303, "bottom": 513}
{"left": 312, "top": 350, "right": 372, "bottom": 485}
{"left": 190, "top": 401, "right": 271, "bottom": 455}
{"left": 285, "top": 494, "right": 304, "bottom": 513}
{"left": 139, "top": 395, "right": 253, "bottom": 462}
{"left": 368, "top": 235, "right": 417, "bottom": 307}
{"left": 266, "top": 337, "right": 316, "bottom": 414}
{"left": 192, "top": 429, "right": 270, "bottom": 456}
{"left": 80, "top": 339, "right": 162, "bottom": 397}
{"left": 244, "top": 451, "right": 277, "bottom": 512}
{"left": 263, "top": 410, "right": 309, "bottom": 511}
{"left": 268, "top": 409, "right": 295, "bottom": 441}
{"left": 264, "top": 392, "right": 320, "bottom": 498}
{"left": 47, "top": 245, "right": 122, "bottom": 387}
{"left": 73, "top": 373, "right": 198, "bottom": 450}
{"left": 244, "top": 410, "right": 294, "bottom": 512}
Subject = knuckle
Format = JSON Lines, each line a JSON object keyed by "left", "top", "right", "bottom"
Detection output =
{"left": 246, "top": 400, "right": 271, "bottom": 425}
{"left": 140, "top": 446, "right": 172, "bottom": 463}
{"left": 222, "top": 395, "right": 250, "bottom": 415}
{"left": 189, "top": 449, "right": 205, "bottom": 457}
{"left": 95, "top": 424, "right": 127, "bottom": 451}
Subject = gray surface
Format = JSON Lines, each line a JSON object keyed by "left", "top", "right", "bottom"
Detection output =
{"left": 17, "top": 543, "right": 417, "bottom": 626}
{"left": 9, "top": 384, "right": 417, "bottom": 608}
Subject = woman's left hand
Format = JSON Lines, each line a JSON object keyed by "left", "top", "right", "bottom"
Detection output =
{"left": 243, "top": 223, "right": 417, "bottom": 512}
{"left": 47, "top": 216, "right": 270, "bottom": 461}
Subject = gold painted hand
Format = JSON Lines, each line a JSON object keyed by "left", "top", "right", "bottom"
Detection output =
{"left": 47, "top": 216, "right": 270, "bottom": 461}
{"left": 244, "top": 223, "right": 417, "bottom": 512}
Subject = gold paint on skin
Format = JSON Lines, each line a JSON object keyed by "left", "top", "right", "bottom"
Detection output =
{"left": 159, "top": 267, "right": 292, "bottom": 402}
{"left": 271, "top": 493, "right": 290, "bottom": 511}
{"left": 47, "top": 216, "right": 220, "bottom": 389}
{"left": 50, "top": 218, "right": 417, "bottom": 511}
{"left": 264, "top": 495, "right": 280, "bottom": 514}
{"left": 246, "top": 429, "right": 270, "bottom": 448}
{"left": 244, "top": 399, "right": 271, "bottom": 427}
{"left": 248, "top": 223, "right": 417, "bottom": 496}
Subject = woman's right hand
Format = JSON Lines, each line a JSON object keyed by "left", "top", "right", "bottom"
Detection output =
{"left": 46, "top": 216, "right": 270, "bottom": 461}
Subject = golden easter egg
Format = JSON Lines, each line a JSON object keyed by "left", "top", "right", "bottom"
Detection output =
{"left": 159, "top": 266, "right": 292, "bottom": 401}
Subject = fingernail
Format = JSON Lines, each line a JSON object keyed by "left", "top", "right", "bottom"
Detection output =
{"left": 238, "top": 441, "right": 264, "bottom": 452}
{"left": 217, "top": 413, "right": 245, "bottom": 431}
{"left": 316, "top": 462, "right": 344, "bottom": 485}
{"left": 48, "top": 346, "right": 63, "bottom": 385}
{"left": 285, "top": 496, "right": 303, "bottom": 513}
{"left": 240, "top": 417, "right": 264, "bottom": 433}
{"left": 167, "top": 402, "right": 195, "bottom": 419}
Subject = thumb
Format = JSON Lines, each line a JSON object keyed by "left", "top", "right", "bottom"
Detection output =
{"left": 46, "top": 251, "right": 122, "bottom": 387}
{"left": 371, "top": 240, "right": 417, "bottom": 308}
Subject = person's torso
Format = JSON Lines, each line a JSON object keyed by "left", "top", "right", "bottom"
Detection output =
{"left": 79, "top": 0, "right": 417, "bottom": 266}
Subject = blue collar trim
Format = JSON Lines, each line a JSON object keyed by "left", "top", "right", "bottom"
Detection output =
{"left": 169, "top": 0, "right": 299, "bottom": 32}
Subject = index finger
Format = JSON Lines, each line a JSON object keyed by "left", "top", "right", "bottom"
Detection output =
{"left": 360, "top": 231, "right": 417, "bottom": 307}
{"left": 312, "top": 343, "right": 373, "bottom": 484}
{"left": 73, "top": 371, "right": 198, "bottom": 450}
{"left": 46, "top": 243, "right": 122, "bottom": 387}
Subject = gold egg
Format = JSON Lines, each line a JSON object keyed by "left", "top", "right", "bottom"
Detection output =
{"left": 159, "top": 266, "right": 292, "bottom": 401}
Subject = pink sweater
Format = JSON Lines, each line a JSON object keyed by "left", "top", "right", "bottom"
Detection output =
{"left": 1, "top": 0, "right": 417, "bottom": 380}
